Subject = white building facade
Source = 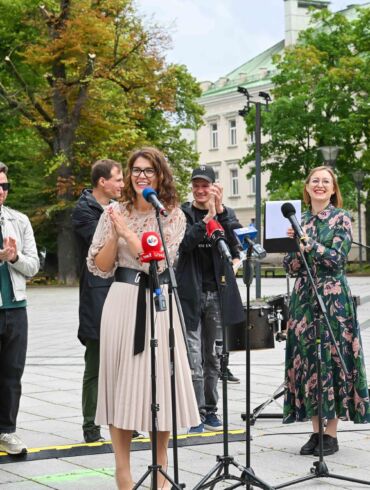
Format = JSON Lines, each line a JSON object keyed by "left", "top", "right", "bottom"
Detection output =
{"left": 194, "top": 0, "right": 366, "bottom": 259}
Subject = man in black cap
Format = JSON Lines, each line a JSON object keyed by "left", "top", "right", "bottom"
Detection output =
{"left": 176, "top": 166, "right": 244, "bottom": 432}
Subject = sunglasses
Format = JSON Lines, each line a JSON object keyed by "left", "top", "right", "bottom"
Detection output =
{"left": 0, "top": 183, "right": 10, "bottom": 191}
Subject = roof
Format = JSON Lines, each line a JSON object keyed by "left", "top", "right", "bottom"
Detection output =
{"left": 200, "top": 2, "right": 370, "bottom": 100}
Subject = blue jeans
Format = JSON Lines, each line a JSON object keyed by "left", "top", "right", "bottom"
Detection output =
{"left": 187, "top": 291, "right": 222, "bottom": 416}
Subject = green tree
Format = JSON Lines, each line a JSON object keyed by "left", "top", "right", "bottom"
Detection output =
{"left": 241, "top": 6, "right": 369, "bottom": 219}
{"left": 0, "top": 0, "right": 203, "bottom": 282}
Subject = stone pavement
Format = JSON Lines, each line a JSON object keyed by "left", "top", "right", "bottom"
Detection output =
{"left": 1, "top": 277, "right": 370, "bottom": 489}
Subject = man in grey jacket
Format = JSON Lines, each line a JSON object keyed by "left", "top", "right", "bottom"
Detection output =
{"left": 0, "top": 162, "right": 39, "bottom": 455}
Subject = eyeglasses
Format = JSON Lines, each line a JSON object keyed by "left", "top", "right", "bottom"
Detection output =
{"left": 310, "top": 178, "right": 332, "bottom": 186}
{"left": 0, "top": 183, "right": 10, "bottom": 191}
{"left": 131, "top": 167, "right": 156, "bottom": 178}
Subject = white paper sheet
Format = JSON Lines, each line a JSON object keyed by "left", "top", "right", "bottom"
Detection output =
{"left": 265, "top": 200, "right": 302, "bottom": 239}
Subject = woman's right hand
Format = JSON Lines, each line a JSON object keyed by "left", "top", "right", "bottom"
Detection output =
{"left": 108, "top": 206, "right": 129, "bottom": 239}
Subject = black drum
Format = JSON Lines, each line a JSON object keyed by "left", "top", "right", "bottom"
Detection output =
{"left": 267, "top": 294, "right": 289, "bottom": 331}
{"left": 226, "top": 304, "right": 275, "bottom": 351}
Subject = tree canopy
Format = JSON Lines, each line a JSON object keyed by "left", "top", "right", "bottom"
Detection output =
{"left": 0, "top": 0, "right": 203, "bottom": 281}
{"left": 241, "top": 6, "right": 369, "bottom": 210}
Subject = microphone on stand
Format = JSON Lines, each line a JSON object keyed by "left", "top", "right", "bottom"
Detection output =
{"left": 281, "top": 202, "right": 307, "bottom": 245}
{"left": 232, "top": 224, "right": 267, "bottom": 259}
{"left": 142, "top": 187, "right": 168, "bottom": 217}
{"left": 205, "top": 219, "right": 233, "bottom": 265}
{"left": 140, "top": 231, "right": 167, "bottom": 312}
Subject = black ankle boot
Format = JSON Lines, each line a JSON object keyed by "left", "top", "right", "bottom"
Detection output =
{"left": 300, "top": 433, "right": 319, "bottom": 455}
{"left": 313, "top": 434, "right": 339, "bottom": 456}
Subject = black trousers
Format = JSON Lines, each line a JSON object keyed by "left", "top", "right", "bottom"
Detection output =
{"left": 0, "top": 307, "right": 28, "bottom": 433}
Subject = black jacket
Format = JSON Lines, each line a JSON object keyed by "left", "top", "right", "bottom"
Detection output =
{"left": 176, "top": 202, "right": 245, "bottom": 331}
{"left": 72, "top": 189, "right": 113, "bottom": 344}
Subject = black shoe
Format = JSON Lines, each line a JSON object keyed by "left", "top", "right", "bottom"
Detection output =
{"left": 219, "top": 368, "right": 240, "bottom": 384}
{"left": 300, "top": 433, "right": 319, "bottom": 455}
{"left": 313, "top": 434, "right": 339, "bottom": 456}
{"left": 226, "top": 368, "right": 240, "bottom": 384}
{"left": 83, "top": 428, "right": 105, "bottom": 443}
{"left": 132, "top": 430, "right": 145, "bottom": 439}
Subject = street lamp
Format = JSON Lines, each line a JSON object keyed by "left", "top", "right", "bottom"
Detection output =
{"left": 353, "top": 170, "right": 365, "bottom": 267}
{"left": 318, "top": 146, "right": 340, "bottom": 168}
{"left": 238, "top": 87, "right": 270, "bottom": 298}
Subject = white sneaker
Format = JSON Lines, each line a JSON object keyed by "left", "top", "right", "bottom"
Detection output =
{"left": 0, "top": 432, "right": 27, "bottom": 455}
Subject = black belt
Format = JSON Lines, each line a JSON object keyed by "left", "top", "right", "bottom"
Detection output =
{"left": 114, "top": 267, "right": 170, "bottom": 355}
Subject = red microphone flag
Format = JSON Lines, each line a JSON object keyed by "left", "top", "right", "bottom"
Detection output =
{"left": 206, "top": 219, "right": 224, "bottom": 237}
{"left": 140, "top": 231, "right": 165, "bottom": 263}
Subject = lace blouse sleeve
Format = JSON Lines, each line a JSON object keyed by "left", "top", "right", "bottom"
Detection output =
{"left": 158, "top": 207, "right": 186, "bottom": 272}
{"left": 87, "top": 205, "right": 119, "bottom": 278}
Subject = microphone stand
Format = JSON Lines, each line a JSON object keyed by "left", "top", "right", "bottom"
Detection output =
{"left": 274, "top": 239, "right": 370, "bottom": 489}
{"left": 193, "top": 247, "right": 274, "bottom": 490}
{"left": 133, "top": 260, "right": 182, "bottom": 490}
{"left": 155, "top": 208, "right": 190, "bottom": 489}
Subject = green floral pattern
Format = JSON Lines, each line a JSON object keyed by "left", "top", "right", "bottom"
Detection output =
{"left": 283, "top": 204, "right": 370, "bottom": 424}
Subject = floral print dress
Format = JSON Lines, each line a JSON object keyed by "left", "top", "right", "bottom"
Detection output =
{"left": 283, "top": 204, "right": 370, "bottom": 424}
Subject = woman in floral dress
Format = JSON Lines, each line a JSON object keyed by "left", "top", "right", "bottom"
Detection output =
{"left": 87, "top": 147, "right": 199, "bottom": 489}
{"left": 283, "top": 166, "right": 370, "bottom": 456}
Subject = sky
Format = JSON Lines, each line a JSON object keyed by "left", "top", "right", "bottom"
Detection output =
{"left": 135, "top": 0, "right": 369, "bottom": 82}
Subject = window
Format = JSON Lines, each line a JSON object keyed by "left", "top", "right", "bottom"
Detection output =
{"left": 230, "top": 168, "right": 239, "bottom": 196}
{"left": 210, "top": 123, "right": 218, "bottom": 149}
{"left": 251, "top": 175, "right": 256, "bottom": 194}
{"left": 229, "top": 119, "right": 237, "bottom": 146}
{"left": 213, "top": 169, "right": 219, "bottom": 182}
{"left": 250, "top": 131, "right": 255, "bottom": 143}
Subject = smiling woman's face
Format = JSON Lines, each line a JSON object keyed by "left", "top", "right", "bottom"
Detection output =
{"left": 305, "top": 169, "right": 334, "bottom": 207}
{"left": 130, "top": 156, "right": 158, "bottom": 195}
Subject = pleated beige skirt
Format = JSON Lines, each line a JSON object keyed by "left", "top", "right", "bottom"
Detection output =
{"left": 95, "top": 281, "right": 200, "bottom": 431}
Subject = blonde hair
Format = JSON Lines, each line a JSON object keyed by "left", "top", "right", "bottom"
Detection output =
{"left": 303, "top": 166, "right": 343, "bottom": 208}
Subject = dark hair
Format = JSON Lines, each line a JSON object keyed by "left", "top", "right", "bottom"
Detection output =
{"left": 303, "top": 165, "right": 343, "bottom": 208}
{"left": 0, "top": 162, "right": 8, "bottom": 174}
{"left": 123, "top": 147, "right": 179, "bottom": 211}
{"left": 91, "top": 159, "right": 122, "bottom": 187}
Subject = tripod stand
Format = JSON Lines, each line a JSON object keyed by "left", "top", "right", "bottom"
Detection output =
{"left": 134, "top": 208, "right": 192, "bottom": 490}
{"left": 133, "top": 262, "right": 183, "bottom": 490}
{"left": 275, "top": 241, "right": 370, "bottom": 489}
{"left": 194, "top": 251, "right": 274, "bottom": 490}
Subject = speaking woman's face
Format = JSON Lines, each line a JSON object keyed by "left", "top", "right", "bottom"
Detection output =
{"left": 305, "top": 169, "right": 334, "bottom": 207}
{"left": 130, "top": 157, "right": 158, "bottom": 195}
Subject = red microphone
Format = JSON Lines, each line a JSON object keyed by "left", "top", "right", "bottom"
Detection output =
{"left": 206, "top": 219, "right": 233, "bottom": 265}
{"left": 140, "top": 231, "right": 167, "bottom": 312}
{"left": 140, "top": 231, "right": 165, "bottom": 263}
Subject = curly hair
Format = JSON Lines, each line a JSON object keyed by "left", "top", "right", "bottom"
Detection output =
{"left": 303, "top": 165, "right": 343, "bottom": 208}
{"left": 122, "top": 147, "right": 179, "bottom": 211}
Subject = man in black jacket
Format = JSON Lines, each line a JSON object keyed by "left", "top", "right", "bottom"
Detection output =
{"left": 72, "top": 159, "right": 123, "bottom": 443}
{"left": 176, "top": 166, "right": 245, "bottom": 433}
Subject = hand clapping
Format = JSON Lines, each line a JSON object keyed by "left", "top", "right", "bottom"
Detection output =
{"left": 0, "top": 236, "right": 18, "bottom": 263}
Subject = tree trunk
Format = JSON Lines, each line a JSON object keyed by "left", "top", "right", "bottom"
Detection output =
{"left": 366, "top": 191, "right": 369, "bottom": 263}
{"left": 57, "top": 208, "right": 77, "bottom": 284}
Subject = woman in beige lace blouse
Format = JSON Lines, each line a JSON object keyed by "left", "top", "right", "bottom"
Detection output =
{"left": 87, "top": 147, "right": 199, "bottom": 489}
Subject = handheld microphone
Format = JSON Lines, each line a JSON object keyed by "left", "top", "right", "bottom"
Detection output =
{"left": 281, "top": 202, "right": 307, "bottom": 245}
{"left": 206, "top": 219, "right": 233, "bottom": 265}
{"left": 140, "top": 231, "right": 166, "bottom": 312}
{"left": 142, "top": 187, "right": 168, "bottom": 217}
{"left": 232, "top": 224, "right": 267, "bottom": 259}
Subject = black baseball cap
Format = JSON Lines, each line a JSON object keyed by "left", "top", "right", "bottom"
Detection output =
{"left": 191, "top": 166, "right": 215, "bottom": 183}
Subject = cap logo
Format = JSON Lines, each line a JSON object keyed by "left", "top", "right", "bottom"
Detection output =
{"left": 200, "top": 165, "right": 206, "bottom": 171}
